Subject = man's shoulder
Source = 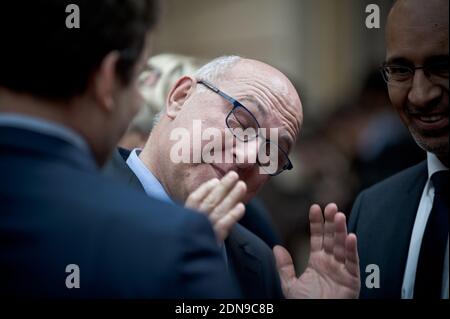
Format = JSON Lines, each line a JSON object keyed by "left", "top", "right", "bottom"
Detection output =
{"left": 357, "top": 160, "right": 427, "bottom": 201}
{"left": 3, "top": 153, "right": 215, "bottom": 262}
{"left": 87, "top": 176, "right": 238, "bottom": 298}
{"left": 77, "top": 170, "right": 212, "bottom": 237}
{"left": 349, "top": 160, "right": 428, "bottom": 233}
{"left": 1, "top": 160, "right": 225, "bottom": 297}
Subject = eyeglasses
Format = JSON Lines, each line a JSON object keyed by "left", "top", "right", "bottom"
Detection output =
{"left": 380, "top": 61, "right": 449, "bottom": 87}
{"left": 197, "top": 80, "right": 293, "bottom": 176}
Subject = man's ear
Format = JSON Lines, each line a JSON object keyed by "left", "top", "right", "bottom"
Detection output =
{"left": 93, "top": 51, "right": 121, "bottom": 112}
{"left": 166, "top": 76, "right": 196, "bottom": 119}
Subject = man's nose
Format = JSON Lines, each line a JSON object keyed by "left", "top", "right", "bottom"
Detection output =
{"left": 408, "top": 70, "right": 443, "bottom": 108}
{"left": 232, "top": 138, "right": 260, "bottom": 170}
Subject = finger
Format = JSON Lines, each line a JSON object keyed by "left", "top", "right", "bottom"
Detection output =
{"left": 198, "top": 171, "right": 239, "bottom": 213}
{"left": 209, "top": 181, "right": 247, "bottom": 223}
{"left": 323, "top": 203, "right": 338, "bottom": 254}
{"left": 213, "top": 203, "right": 245, "bottom": 241}
{"left": 273, "top": 245, "right": 296, "bottom": 295}
{"left": 345, "top": 233, "right": 360, "bottom": 278}
{"left": 333, "top": 212, "right": 347, "bottom": 263}
{"left": 185, "top": 178, "right": 220, "bottom": 210}
{"left": 309, "top": 204, "right": 324, "bottom": 252}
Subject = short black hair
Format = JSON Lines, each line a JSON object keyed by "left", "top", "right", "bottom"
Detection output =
{"left": 0, "top": 0, "right": 159, "bottom": 100}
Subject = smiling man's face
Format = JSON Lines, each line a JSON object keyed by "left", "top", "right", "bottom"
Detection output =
{"left": 385, "top": 0, "right": 449, "bottom": 163}
{"left": 160, "top": 59, "right": 303, "bottom": 202}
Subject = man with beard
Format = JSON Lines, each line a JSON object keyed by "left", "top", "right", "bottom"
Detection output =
{"left": 349, "top": 0, "right": 449, "bottom": 299}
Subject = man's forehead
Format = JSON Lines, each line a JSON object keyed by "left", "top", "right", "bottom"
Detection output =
{"left": 239, "top": 94, "right": 298, "bottom": 150}
{"left": 386, "top": 27, "right": 448, "bottom": 62}
{"left": 223, "top": 80, "right": 286, "bottom": 113}
{"left": 387, "top": 0, "right": 448, "bottom": 35}
{"left": 386, "top": 2, "right": 448, "bottom": 61}
{"left": 240, "top": 96, "right": 267, "bottom": 115}
{"left": 235, "top": 90, "right": 295, "bottom": 123}
{"left": 228, "top": 60, "right": 293, "bottom": 95}
{"left": 221, "top": 62, "right": 302, "bottom": 141}
{"left": 389, "top": 0, "right": 448, "bottom": 17}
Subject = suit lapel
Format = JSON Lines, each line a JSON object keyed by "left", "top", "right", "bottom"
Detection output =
{"left": 372, "top": 162, "right": 428, "bottom": 298}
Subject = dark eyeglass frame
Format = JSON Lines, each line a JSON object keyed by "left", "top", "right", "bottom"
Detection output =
{"left": 379, "top": 61, "right": 449, "bottom": 86}
{"left": 197, "top": 79, "right": 293, "bottom": 176}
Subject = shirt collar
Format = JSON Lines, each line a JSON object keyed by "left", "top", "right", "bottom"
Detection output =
{"left": 126, "top": 148, "right": 173, "bottom": 204}
{"left": 427, "top": 152, "right": 448, "bottom": 179}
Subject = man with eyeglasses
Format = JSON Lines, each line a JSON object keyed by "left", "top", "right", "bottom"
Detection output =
{"left": 105, "top": 55, "right": 361, "bottom": 298}
{"left": 349, "top": 0, "right": 448, "bottom": 299}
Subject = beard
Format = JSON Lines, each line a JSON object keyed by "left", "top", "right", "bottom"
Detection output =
{"left": 409, "top": 125, "right": 449, "bottom": 159}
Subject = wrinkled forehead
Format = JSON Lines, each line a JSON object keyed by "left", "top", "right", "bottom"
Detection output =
{"left": 227, "top": 62, "right": 300, "bottom": 113}
{"left": 219, "top": 75, "right": 302, "bottom": 150}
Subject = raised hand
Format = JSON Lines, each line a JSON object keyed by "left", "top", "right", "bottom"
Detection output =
{"left": 273, "top": 203, "right": 360, "bottom": 299}
{"left": 185, "top": 171, "right": 246, "bottom": 242}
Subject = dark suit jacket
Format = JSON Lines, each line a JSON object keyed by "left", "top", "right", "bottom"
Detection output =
{"left": 0, "top": 126, "right": 239, "bottom": 298}
{"left": 103, "top": 148, "right": 284, "bottom": 299}
{"left": 240, "top": 199, "right": 281, "bottom": 248}
{"left": 348, "top": 161, "right": 428, "bottom": 299}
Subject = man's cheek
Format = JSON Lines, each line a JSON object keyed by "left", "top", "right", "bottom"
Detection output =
{"left": 388, "top": 90, "right": 406, "bottom": 112}
{"left": 132, "top": 89, "right": 144, "bottom": 115}
{"left": 119, "top": 88, "right": 141, "bottom": 120}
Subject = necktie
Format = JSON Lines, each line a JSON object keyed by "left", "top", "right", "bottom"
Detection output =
{"left": 414, "top": 170, "right": 449, "bottom": 298}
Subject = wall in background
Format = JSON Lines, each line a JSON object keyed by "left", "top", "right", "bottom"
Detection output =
{"left": 154, "top": 0, "right": 393, "bottom": 122}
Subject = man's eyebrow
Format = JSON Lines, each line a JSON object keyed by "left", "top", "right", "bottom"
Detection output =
{"left": 424, "top": 55, "right": 449, "bottom": 64}
{"left": 385, "top": 57, "right": 412, "bottom": 65}
{"left": 385, "top": 55, "right": 449, "bottom": 65}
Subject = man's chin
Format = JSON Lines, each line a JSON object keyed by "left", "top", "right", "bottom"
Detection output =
{"left": 412, "top": 131, "right": 449, "bottom": 157}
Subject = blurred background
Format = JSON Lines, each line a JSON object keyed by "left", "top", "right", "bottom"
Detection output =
{"left": 131, "top": 0, "right": 426, "bottom": 274}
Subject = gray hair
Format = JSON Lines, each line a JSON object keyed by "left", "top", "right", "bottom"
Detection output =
{"left": 153, "top": 55, "right": 242, "bottom": 126}
{"left": 194, "top": 55, "right": 242, "bottom": 85}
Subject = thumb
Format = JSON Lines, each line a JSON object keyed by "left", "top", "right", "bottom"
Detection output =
{"left": 273, "top": 245, "right": 296, "bottom": 289}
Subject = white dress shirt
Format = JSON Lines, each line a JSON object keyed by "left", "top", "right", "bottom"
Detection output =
{"left": 401, "top": 152, "right": 449, "bottom": 299}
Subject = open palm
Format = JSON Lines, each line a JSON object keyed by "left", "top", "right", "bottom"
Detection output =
{"left": 274, "top": 203, "right": 360, "bottom": 299}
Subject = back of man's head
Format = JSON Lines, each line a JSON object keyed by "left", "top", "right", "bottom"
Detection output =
{"left": 0, "top": 0, "right": 158, "bottom": 99}
{"left": 0, "top": 1, "right": 159, "bottom": 165}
